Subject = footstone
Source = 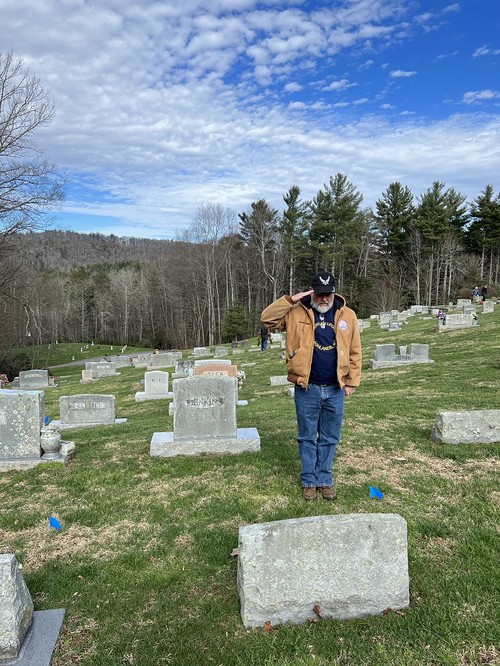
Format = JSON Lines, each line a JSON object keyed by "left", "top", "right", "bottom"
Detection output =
{"left": 270, "top": 376, "right": 291, "bottom": 386}
{"left": 237, "top": 514, "right": 409, "bottom": 628}
{"left": 431, "top": 410, "right": 500, "bottom": 444}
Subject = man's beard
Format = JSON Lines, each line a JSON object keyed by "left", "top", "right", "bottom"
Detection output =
{"left": 311, "top": 299, "right": 334, "bottom": 314}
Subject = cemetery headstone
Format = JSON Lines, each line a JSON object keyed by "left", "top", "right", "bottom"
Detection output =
{"left": 0, "top": 389, "right": 43, "bottom": 468}
{"left": 437, "top": 313, "right": 478, "bottom": 332}
{"left": 431, "top": 410, "right": 500, "bottom": 444}
{"left": 482, "top": 301, "right": 494, "bottom": 313}
{"left": 150, "top": 375, "right": 260, "bottom": 457}
{"left": 18, "top": 370, "right": 51, "bottom": 389}
{"left": 147, "top": 353, "right": 176, "bottom": 369}
{"left": 214, "top": 347, "right": 228, "bottom": 357}
{"left": 173, "top": 360, "right": 195, "bottom": 378}
{"left": 54, "top": 394, "right": 126, "bottom": 429}
{"left": 135, "top": 371, "right": 172, "bottom": 401}
{"left": 0, "top": 553, "right": 33, "bottom": 660}
{"left": 270, "top": 376, "right": 292, "bottom": 386}
{"left": 369, "top": 343, "right": 434, "bottom": 369}
{"left": 237, "top": 514, "right": 409, "bottom": 627}
{"left": 0, "top": 553, "right": 65, "bottom": 664}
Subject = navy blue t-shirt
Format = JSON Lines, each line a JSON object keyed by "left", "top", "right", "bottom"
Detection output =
{"left": 309, "top": 304, "right": 338, "bottom": 386}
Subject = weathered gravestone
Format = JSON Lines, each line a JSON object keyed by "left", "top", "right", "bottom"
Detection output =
{"left": 388, "top": 320, "right": 401, "bottom": 331}
{"left": 85, "top": 361, "right": 120, "bottom": 379}
{"left": 0, "top": 553, "right": 33, "bottom": 660}
{"left": 18, "top": 370, "right": 51, "bottom": 389}
{"left": 107, "top": 355, "right": 132, "bottom": 368}
{"left": 135, "top": 371, "right": 172, "bottom": 401}
{"left": 80, "top": 369, "right": 95, "bottom": 383}
{"left": 0, "top": 390, "right": 43, "bottom": 469}
{"left": 173, "top": 360, "right": 195, "bottom": 378}
{"left": 482, "top": 301, "right": 494, "bottom": 313}
{"left": 0, "top": 553, "right": 65, "bottom": 664}
{"left": 214, "top": 346, "right": 228, "bottom": 357}
{"left": 151, "top": 376, "right": 260, "bottom": 457}
{"left": 133, "top": 353, "right": 153, "bottom": 368}
{"left": 431, "top": 410, "right": 500, "bottom": 444}
{"left": 378, "top": 312, "right": 391, "bottom": 328}
{"left": 192, "top": 347, "right": 211, "bottom": 358}
{"left": 270, "top": 376, "right": 292, "bottom": 386}
{"left": 237, "top": 514, "right": 409, "bottom": 628}
{"left": 54, "top": 394, "right": 126, "bottom": 429}
{"left": 194, "top": 361, "right": 237, "bottom": 377}
{"left": 147, "top": 353, "right": 176, "bottom": 369}
{"left": 437, "top": 313, "right": 478, "bottom": 332}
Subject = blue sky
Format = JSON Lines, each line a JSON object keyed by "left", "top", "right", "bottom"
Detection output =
{"left": 1, "top": 0, "right": 499, "bottom": 239}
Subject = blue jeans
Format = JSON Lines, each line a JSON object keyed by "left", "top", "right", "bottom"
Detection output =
{"left": 294, "top": 384, "right": 344, "bottom": 488}
{"left": 261, "top": 337, "right": 268, "bottom": 351}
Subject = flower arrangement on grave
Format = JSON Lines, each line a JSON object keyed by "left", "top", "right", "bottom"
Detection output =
{"left": 236, "top": 369, "right": 246, "bottom": 389}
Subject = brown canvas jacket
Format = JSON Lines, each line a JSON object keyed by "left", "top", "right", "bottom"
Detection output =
{"left": 261, "top": 294, "right": 362, "bottom": 389}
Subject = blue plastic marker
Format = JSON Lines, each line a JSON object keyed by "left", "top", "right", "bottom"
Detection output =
{"left": 48, "top": 516, "right": 61, "bottom": 530}
{"left": 369, "top": 486, "right": 384, "bottom": 499}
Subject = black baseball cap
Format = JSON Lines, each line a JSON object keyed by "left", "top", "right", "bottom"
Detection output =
{"left": 310, "top": 270, "right": 336, "bottom": 294}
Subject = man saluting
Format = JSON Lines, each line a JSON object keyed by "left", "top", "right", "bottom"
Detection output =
{"left": 261, "top": 271, "right": 361, "bottom": 501}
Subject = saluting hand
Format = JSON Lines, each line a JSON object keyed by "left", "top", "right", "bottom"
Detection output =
{"left": 291, "top": 289, "right": 314, "bottom": 303}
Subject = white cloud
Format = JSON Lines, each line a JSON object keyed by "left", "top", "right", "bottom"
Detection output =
{"left": 473, "top": 45, "right": 500, "bottom": 58}
{"left": 390, "top": 70, "right": 417, "bottom": 78}
{"left": 463, "top": 90, "right": 500, "bottom": 104}
{"left": 323, "top": 78, "right": 357, "bottom": 91}
{"left": 0, "top": 0, "right": 498, "bottom": 238}
{"left": 284, "top": 82, "right": 303, "bottom": 92}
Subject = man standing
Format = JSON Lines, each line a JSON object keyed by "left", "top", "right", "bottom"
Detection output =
{"left": 259, "top": 323, "right": 270, "bottom": 351}
{"left": 261, "top": 271, "right": 361, "bottom": 501}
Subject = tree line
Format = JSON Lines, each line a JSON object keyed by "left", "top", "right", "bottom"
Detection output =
{"left": 1, "top": 50, "right": 499, "bottom": 353}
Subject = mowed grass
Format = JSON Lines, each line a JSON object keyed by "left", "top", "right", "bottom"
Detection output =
{"left": 0, "top": 312, "right": 499, "bottom": 665}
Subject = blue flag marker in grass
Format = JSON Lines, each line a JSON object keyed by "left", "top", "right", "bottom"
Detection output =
{"left": 48, "top": 516, "right": 61, "bottom": 530}
{"left": 44, "top": 416, "right": 49, "bottom": 424}
{"left": 369, "top": 486, "right": 384, "bottom": 499}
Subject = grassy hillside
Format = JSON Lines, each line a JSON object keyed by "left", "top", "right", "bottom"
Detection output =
{"left": 1, "top": 309, "right": 499, "bottom": 665}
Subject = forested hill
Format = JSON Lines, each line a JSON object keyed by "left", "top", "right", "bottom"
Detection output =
{"left": 15, "top": 230, "right": 178, "bottom": 270}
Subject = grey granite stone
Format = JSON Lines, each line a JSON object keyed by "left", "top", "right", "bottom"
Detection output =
{"left": 1, "top": 609, "right": 65, "bottom": 666}
{"left": 431, "top": 410, "right": 500, "bottom": 444}
{"left": 0, "top": 555, "right": 33, "bottom": 660}
{"left": 237, "top": 514, "right": 409, "bottom": 628}
{"left": 0, "top": 390, "right": 44, "bottom": 463}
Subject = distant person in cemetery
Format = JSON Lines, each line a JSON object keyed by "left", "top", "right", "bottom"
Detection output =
{"left": 481, "top": 285, "right": 488, "bottom": 302}
{"left": 472, "top": 286, "right": 480, "bottom": 302}
{"left": 261, "top": 270, "right": 361, "bottom": 502}
{"left": 258, "top": 323, "right": 270, "bottom": 351}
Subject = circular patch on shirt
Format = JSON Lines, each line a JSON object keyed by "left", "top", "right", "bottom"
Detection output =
{"left": 338, "top": 319, "right": 348, "bottom": 330}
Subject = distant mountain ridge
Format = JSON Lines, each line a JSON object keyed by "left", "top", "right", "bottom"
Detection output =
{"left": 15, "top": 230, "right": 178, "bottom": 270}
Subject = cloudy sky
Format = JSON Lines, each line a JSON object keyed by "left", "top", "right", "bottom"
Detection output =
{"left": 1, "top": 0, "right": 499, "bottom": 238}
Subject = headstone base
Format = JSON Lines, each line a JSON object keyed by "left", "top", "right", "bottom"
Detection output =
{"left": 0, "top": 442, "right": 75, "bottom": 471}
{"left": 1, "top": 609, "right": 65, "bottom": 666}
{"left": 369, "top": 359, "right": 435, "bottom": 369}
{"left": 50, "top": 419, "right": 127, "bottom": 430}
{"left": 134, "top": 392, "right": 173, "bottom": 402}
{"left": 150, "top": 428, "right": 260, "bottom": 457}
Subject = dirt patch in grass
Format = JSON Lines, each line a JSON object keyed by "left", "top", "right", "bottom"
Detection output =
{"left": 2, "top": 520, "right": 154, "bottom": 573}
{"left": 338, "top": 445, "right": 498, "bottom": 491}
{"left": 51, "top": 614, "right": 99, "bottom": 665}
{"left": 457, "top": 644, "right": 499, "bottom": 666}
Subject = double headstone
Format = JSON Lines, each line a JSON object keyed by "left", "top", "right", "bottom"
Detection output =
{"left": 369, "top": 343, "right": 433, "bottom": 369}
{"left": 150, "top": 376, "right": 260, "bottom": 457}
